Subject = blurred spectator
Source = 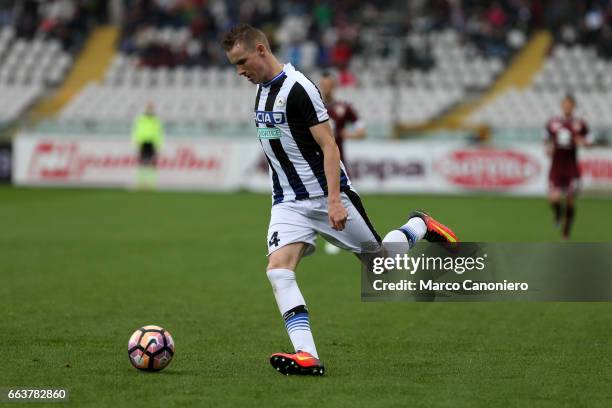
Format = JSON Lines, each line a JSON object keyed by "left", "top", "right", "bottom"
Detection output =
{"left": 8, "top": 0, "right": 103, "bottom": 51}
{"left": 13, "top": 0, "right": 40, "bottom": 39}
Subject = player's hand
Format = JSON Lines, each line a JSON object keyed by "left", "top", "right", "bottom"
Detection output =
{"left": 328, "top": 200, "right": 348, "bottom": 231}
{"left": 340, "top": 129, "right": 357, "bottom": 140}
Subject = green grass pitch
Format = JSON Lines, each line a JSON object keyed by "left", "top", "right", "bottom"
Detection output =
{"left": 2, "top": 186, "right": 612, "bottom": 407}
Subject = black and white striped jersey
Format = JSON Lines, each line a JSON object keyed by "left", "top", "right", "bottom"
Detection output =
{"left": 254, "top": 63, "right": 351, "bottom": 204}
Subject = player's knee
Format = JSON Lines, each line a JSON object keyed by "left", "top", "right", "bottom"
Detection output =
{"left": 381, "top": 230, "right": 411, "bottom": 258}
{"left": 266, "top": 267, "right": 281, "bottom": 281}
{"left": 382, "top": 229, "right": 407, "bottom": 243}
{"left": 267, "top": 243, "right": 304, "bottom": 271}
{"left": 266, "top": 257, "right": 292, "bottom": 271}
{"left": 266, "top": 268, "right": 295, "bottom": 291}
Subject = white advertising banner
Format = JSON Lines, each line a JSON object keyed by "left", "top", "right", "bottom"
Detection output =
{"left": 346, "top": 142, "right": 612, "bottom": 195}
{"left": 428, "top": 144, "right": 549, "bottom": 195}
{"left": 240, "top": 147, "right": 272, "bottom": 194}
{"left": 13, "top": 134, "right": 612, "bottom": 195}
{"left": 14, "top": 135, "right": 256, "bottom": 191}
{"left": 343, "top": 141, "right": 430, "bottom": 192}
{"left": 578, "top": 148, "right": 612, "bottom": 190}
{"left": 343, "top": 142, "right": 549, "bottom": 195}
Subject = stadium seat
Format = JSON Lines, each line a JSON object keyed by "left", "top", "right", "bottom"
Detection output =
{"left": 468, "top": 43, "right": 612, "bottom": 133}
{"left": 55, "top": 21, "right": 512, "bottom": 129}
{"left": 0, "top": 35, "right": 72, "bottom": 123}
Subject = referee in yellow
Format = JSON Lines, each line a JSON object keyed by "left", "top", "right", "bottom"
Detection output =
{"left": 132, "top": 102, "right": 164, "bottom": 189}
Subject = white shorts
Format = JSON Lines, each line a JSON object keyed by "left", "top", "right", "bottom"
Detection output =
{"left": 266, "top": 190, "right": 381, "bottom": 256}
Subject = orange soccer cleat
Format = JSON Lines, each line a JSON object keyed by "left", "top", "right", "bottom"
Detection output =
{"left": 409, "top": 210, "right": 459, "bottom": 243}
{"left": 270, "top": 351, "right": 325, "bottom": 376}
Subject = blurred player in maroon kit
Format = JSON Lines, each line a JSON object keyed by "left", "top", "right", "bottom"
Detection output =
{"left": 544, "top": 94, "right": 592, "bottom": 240}
{"left": 319, "top": 72, "right": 366, "bottom": 164}
{"left": 319, "top": 72, "right": 366, "bottom": 254}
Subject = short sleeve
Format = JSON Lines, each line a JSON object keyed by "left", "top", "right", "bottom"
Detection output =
{"left": 287, "top": 81, "right": 329, "bottom": 127}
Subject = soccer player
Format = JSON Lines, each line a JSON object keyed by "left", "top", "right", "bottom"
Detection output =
{"left": 319, "top": 71, "right": 366, "bottom": 254}
{"left": 545, "top": 94, "right": 592, "bottom": 240}
{"left": 222, "top": 24, "right": 458, "bottom": 376}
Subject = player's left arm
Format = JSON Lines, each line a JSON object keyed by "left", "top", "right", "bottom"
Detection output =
{"left": 311, "top": 122, "right": 348, "bottom": 231}
{"left": 575, "top": 121, "right": 594, "bottom": 147}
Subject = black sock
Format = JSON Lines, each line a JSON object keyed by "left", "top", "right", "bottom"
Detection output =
{"left": 551, "top": 202, "right": 562, "bottom": 223}
{"left": 563, "top": 204, "right": 575, "bottom": 238}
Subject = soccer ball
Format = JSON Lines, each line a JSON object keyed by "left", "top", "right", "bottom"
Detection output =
{"left": 128, "top": 325, "right": 175, "bottom": 371}
{"left": 324, "top": 241, "right": 341, "bottom": 255}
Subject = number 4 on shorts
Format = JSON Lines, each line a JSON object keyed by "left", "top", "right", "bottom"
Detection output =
{"left": 269, "top": 231, "right": 280, "bottom": 247}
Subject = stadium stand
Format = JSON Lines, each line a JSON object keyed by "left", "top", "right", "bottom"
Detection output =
{"left": 0, "top": 26, "right": 71, "bottom": 122}
{"left": 468, "top": 43, "right": 612, "bottom": 130}
{"left": 59, "top": 50, "right": 469, "bottom": 126}
{"left": 0, "top": 29, "right": 72, "bottom": 87}
{"left": 0, "top": 0, "right": 105, "bottom": 126}
{"left": 2, "top": 0, "right": 610, "bottom": 140}
{"left": 59, "top": 0, "right": 523, "bottom": 128}
{"left": 465, "top": 1, "right": 612, "bottom": 133}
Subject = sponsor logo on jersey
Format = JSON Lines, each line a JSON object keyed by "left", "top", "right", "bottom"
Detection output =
{"left": 257, "top": 128, "right": 282, "bottom": 139}
{"left": 254, "top": 110, "right": 286, "bottom": 125}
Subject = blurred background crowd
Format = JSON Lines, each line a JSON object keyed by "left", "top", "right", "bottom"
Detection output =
{"left": 6, "top": 0, "right": 108, "bottom": 50}
{"left": 3, "top": 0, "right": 610, "bottom": 68}
{"left": 117, "top": 1, "right": 612, "bottom": 69}
{"left": 0, "top": 0, "right": 611, "bottom": 136}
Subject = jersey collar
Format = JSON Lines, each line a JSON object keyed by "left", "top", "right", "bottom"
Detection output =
{"left": 261, "top": 63, "right": 292, "bottom": 88}
{"left": 262, "top": 70, "right": 285, "bottom": 88}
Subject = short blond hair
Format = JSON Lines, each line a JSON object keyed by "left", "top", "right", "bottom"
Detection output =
{"left": 222, "top": 24, "right": 270, "bottom": 52}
